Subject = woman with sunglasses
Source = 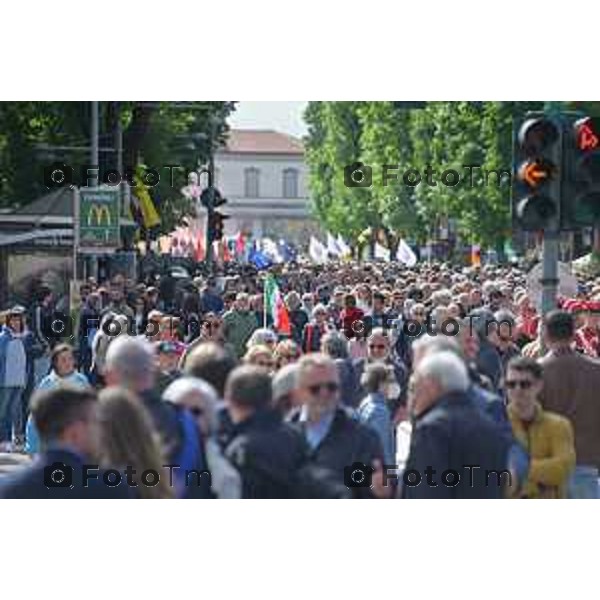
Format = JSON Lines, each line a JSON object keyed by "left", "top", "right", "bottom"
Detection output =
{"left": 178, "top": 314, "right": 234, "bottom": 371}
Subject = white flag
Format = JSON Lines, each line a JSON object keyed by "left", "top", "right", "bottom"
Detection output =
{"left": 336, "top": 234, "right": 351, "bottom": 257}
{"left": 327, "top": 232, "right": 341, "bottom": 257}
{"left": 374, "top": 242, "right": 391, "bottom": 262}
{"left": 397, "top": 239, "right": 417, "bottom": 267}
{"left": 309, "top": 236, "right": 328, "bottom": 264}
{"left": 261, "top": 237, "right": 283, "bottom": 263}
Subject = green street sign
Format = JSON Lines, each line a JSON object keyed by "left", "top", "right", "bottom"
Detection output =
{"left": 75, "top": 187, "right": 121, "bottom": 252}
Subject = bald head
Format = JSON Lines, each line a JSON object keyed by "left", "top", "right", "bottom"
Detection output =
{"left": 105, "top": 336, "right": 156, "bottom": 392}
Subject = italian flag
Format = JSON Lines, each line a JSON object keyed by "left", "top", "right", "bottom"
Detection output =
{"left": 264, "top": 274, "right": 291, "bottom": 335}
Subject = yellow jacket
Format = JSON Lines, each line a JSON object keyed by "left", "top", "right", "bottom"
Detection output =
{"left": 508, "top": 402, "right": 575, "bottom": 499}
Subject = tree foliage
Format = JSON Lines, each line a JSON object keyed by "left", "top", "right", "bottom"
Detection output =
{"left": 0, "top": 101, "right": 235, "bottom": 233}
{"left": 303, "top": 100, "right": 548, "bottom": 250}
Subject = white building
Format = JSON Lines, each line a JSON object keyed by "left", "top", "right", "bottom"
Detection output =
{"left": 212, "top": 129, "right": 319, "bottom": 245}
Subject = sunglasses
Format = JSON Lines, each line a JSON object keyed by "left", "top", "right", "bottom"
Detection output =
{"left": 505, "top": 379, "right": 533, "bottom": 390}
{"left": 188, "top": 407, "right": 205, "bottom": 418}
{"left": 308, "top": 382, "right": 339, "bottom": 395}
{"left": 369, "top": 343, "right": 387, "bottom": 350}
{"left": 157, "top": 343, "right": 177, "bottom": 353}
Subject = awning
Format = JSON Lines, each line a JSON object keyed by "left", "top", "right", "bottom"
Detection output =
{"left": 0, "top": 229, "right": 72, "bottom": 247}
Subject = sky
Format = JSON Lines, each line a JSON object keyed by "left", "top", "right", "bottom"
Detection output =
{"left": 228, "top": 101, "right": 308, "bottom": 139}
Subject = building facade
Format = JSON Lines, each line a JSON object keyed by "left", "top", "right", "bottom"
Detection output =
{"left": 210, "top": 129, "right": 320, "bottom": 246}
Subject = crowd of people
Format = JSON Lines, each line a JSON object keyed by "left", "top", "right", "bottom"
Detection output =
{"left": 1, "top": 257, "right": 600, "bottom": 498}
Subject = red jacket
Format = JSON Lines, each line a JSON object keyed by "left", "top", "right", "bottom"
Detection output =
{"left": 340, "top": 307, "right": 365, "bottom": 339}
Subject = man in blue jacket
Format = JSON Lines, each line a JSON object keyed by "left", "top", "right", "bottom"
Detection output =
{"left": 0, "top": 386, "right": 129, "bottom": 498}
{"left": 0, "top": 306, "right": 36, "bottom": 452}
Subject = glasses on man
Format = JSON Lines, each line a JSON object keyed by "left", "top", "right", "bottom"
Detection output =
{"left": 505, "top": 379, "right": 534, "bottom": 390}
{"left": 308, "top": 382, "right": 339, "bottom": 395}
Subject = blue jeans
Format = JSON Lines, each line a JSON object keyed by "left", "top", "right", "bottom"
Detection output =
{"left": 568, "top": 466, "right": 599, "bottom": 499}
{"left": 0, "top": 387, "right": 24, "bottom": 443}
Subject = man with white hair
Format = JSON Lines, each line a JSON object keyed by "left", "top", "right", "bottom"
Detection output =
{"left": 104, "top": 336, "right": 210, "bottom": 498}
{"left": 403, "top": 351, "right": 510, "bottom": 499}
{"left": 288, "top": 353, "right": 390, "bottom": 499}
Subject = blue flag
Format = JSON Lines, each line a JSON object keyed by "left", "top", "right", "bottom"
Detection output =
{"left": 249, "top": 247, "right": 273, "bottom": 270}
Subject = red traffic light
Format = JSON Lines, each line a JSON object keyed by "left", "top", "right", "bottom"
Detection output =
{"left": 518, "top": 118, "right": 560, "bottom": 154}
{"left": 575, "top": 117, "right": 600, "bottom": 151}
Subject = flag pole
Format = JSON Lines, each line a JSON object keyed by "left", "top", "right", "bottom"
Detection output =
{"left": 263, "top": 275, "right": 268, "bottom": 328}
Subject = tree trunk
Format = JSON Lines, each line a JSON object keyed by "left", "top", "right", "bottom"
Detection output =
{"left": 123, "top": 104, "right": 156, "bottom": 169}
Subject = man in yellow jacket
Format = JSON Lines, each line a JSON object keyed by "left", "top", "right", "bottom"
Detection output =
{"left": 505, "top": 356, "right": 575, "bottom": 499}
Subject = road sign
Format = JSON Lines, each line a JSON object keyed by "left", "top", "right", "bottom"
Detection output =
{"left": 75, "top": 187, "right": 121, "bottom": 253}
{"left": 526, "top": 261, "right": 578, "bottom": 310}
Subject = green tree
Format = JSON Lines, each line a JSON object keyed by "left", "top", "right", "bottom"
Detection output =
{"left": 304, "top": 101, "right": 371, "bottom": 246}
{"left": 358, "top": 101, "right": 425, "bottom": 253}
{"left": 0, "top": 101, "right": 235, "bottom": 234}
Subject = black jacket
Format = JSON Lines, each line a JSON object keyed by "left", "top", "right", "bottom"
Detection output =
{"left": 225, "top": 409, "right": 308, "bottom": 499}
{"left": 0, "top": 448, "right": 130, "bottom": 499}
{"left": 288, "top": 406, "right": 384, "bottom": 499}
{"left": 403, "top": 392, "right": 510, "bottom": 499}
{"left": 476, "top": 340, "right": 503, "bottom": 391}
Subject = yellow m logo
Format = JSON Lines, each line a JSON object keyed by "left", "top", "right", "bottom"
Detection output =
{"left": 87, "top": 203, "right": 112, "bottom": 227}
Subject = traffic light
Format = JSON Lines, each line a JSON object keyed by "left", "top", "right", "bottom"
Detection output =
{"left": 512, "top": 115, "right": 562, "bottom": 231}
{"left": 208, "top": 210, "right": 229, "bottom": 242}
{"left": 562, "top": 116, "right": 600, "bottom": 227}
{"left": 200, "top": 186, "right": 227, "bottom": 209}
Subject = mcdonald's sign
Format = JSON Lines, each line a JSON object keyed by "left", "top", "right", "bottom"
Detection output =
{"left": 87, "top": 203, "right": 112, "bottom": 227}
{"left": 76, "top": 188, "right": 121, "bottom": 251}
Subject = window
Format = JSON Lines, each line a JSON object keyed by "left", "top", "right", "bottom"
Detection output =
{"left": 244, "top": 167, "right": 260, "bottom": 197}
{"left": 282, "top": 168, "right": 298, "bottom": 198}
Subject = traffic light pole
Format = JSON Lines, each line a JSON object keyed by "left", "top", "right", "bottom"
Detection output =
{"left": 204, "top": 121, "right": 216, "bottom": 269}
{"left": 540, "top": 230, "right": 559, "bottom": 315}
{"left": 539, "top": 102, "right": 563, "bottom": 316}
